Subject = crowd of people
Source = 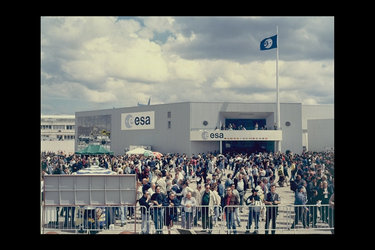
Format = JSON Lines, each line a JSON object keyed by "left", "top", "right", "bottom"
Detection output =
{"left": 41, "top": 149, "right": 334, "bottom": 234}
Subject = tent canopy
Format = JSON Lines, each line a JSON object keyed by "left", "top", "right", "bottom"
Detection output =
{"left": 75, "top": 144, "right": 114, "bottom": 155}
{"left": 125, "top": 147, "right": 148, "bottom": 155}
{"left": 75, "top": 165, "right": 116, "bottom": 175}
{"left": 126, "top": 148, "right": 163, "bottom": 159}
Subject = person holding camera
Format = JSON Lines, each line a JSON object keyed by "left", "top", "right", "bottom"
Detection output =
{"left": 245, "top": 188, "right": 262, "bottom": 234}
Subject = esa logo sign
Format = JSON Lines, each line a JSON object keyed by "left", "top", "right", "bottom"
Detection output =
{"left": 201, "top": 131, "right": 224, "bottom": 140}
{"left": 121, "top": 111, "right": 155, "bottom": 130}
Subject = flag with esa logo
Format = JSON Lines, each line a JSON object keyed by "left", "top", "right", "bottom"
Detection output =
{"left": 260, "top": 35, "right": 277, "bottom": 50}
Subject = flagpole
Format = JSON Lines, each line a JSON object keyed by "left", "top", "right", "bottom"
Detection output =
{"left": 276, "top": 25, "right": 281, "bottom": 152}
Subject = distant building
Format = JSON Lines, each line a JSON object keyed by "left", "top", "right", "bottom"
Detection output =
{"left": 75, "top": 102, "right": 334, "bottom": 155}
{"left": 41, "top": 115, "right": 75, "bottom": 153}
{"left": 302, "top": 105, "right": 334, "bottom": 152}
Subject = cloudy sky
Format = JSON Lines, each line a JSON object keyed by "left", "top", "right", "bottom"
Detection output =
{"left": 41, "top": 16, "right": 334, "bottom": 115}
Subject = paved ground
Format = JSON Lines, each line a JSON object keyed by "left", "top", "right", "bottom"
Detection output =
{"left": 41, "top": 167, "right": 333, "bottom": 234}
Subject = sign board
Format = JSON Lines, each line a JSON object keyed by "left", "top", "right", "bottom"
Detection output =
{"left": 190, "top": 130, "right": 282, "bottom": 141}
{"left": 44, "top": 175, "right": 137, "bottom": 206}
{"left": 121, "top": 111, "right": 155, "bottom": 130}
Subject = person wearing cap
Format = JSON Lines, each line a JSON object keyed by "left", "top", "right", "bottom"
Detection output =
{"left": 245, "top": 188, "right": 262, "bottom": 234}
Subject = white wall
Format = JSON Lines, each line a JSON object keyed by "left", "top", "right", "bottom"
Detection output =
{"left": 302, "top": 104, "right": 334, "bottom": 151}
{"left": 110, "top": 103, "right": 191, "bottom": 155}
{"left": 190, "top": 141, "right": 220, "bottom": 155}
{"left": 280, "top": 103, "right": 303, "bottom": 154}
{"left": 41, "top": 140, "right": 75, "bottom": 154}
{"left": 302, "top": 105, "right": 334, "bottom": 130}
{"left": 307, "top": 119, "right": 334, "bottom": 152}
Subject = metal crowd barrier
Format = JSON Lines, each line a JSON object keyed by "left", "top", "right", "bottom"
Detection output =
{"left": 222, "top": 204, "right": 334, "bottom": 234}
{"left": 148, "top": 205, "right": 223, "bottom": 234}
{"left": 42, "top": 205, "right": 145, "bottom": 234}
{"left": 41, "top": 204, "right": 334, "bottom": 234}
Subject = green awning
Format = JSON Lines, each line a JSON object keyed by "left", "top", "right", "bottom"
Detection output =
{"left": 75, "top": 144, "right": 114, "bottom": 155}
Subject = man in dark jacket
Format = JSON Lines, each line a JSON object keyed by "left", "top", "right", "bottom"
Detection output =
{"left": 163, "top": 191, "right": 180, "bottom": 234}
{"left": 290, "top": 174, "right": 302, "bottom": 193}
{"left": 264, "top": 184, "right": 281, "bottom": 234}
{"left": 291, "top": 185, "right": 308, "bottom": 229}
{"left": 196, "top": 166, "right": 204, "bottom": 184}
{"left": 138, "top": 190, "right": 151, "bottom": 234}
{"left": 222, "top": 188, "right": 239, "bottom": 234}
{"left": 306, "top": 189, "right": 319, "bottom": 228}
{"left": 150, "top": 185, "right": 166, "bottom": 234}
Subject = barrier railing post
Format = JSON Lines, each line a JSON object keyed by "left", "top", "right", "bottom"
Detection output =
{"left": 41, "top": 204, "right": 333, "bottom": 234}
{"left": 134, "top": 203, "right": 136, "bottom": 234}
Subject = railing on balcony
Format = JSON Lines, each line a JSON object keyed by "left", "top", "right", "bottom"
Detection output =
{"left": 190, "top": 129, "right": 282, "bottom": 141}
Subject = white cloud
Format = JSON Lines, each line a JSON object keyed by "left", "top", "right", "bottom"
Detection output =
{"left": 44, "top": 17, "right": 170, "bottom": 84}
{"left": 167, "top": 57, "right": 207, "bottom": 84}
{"left": 141, "top": 16, "right": 175, "bottom": 33}
{"left": 212, "top": 77, "right": 230, "bottom": 89}
{"left": 84, "top": 88, "right": 117, "bottom": 103}
{"left": 41, "top": 16, "right": 334, "bottom": 114}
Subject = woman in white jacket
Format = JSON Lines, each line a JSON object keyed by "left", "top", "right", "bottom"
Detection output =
{"left": 211, "top": 183, "right": 221, "bottom": 226}
{"left": 255, "top": 181, "right": 266, "bottom": 221}
{"left": 200, "top": 184, "right": 217, "bottom": 233}
{"left": 181, "top": 192, "right": 196, "bottom": 229}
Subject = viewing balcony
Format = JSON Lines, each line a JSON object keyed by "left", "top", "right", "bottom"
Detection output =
{"left": 190, "top": 129, "right": 282, "bottom": 141}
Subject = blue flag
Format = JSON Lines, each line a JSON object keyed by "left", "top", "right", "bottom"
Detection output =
{"left": 260, "top": 35, "right": 277, "bottom": 50}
